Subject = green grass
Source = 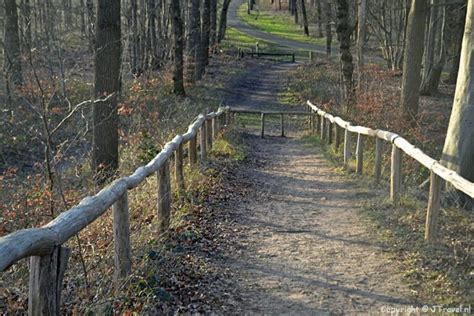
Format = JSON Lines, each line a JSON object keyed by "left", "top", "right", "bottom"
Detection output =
{"left": 222, "top": 27, "right": 279, "bottom": 52}
{"left": 238, "top": 3, "right": 329, "bottom": 47}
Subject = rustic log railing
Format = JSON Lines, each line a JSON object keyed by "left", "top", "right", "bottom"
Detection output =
{"left": 305, "top": 100, "right": 474, "bottom": 244}
{"left": 0, "top": 107, "right": 230, "bottom": 315}
{"left": 230, "top": 108, "right": 314, "bottom": 138}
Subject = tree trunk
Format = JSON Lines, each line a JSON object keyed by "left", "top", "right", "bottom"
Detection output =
{"left": 422, "top": 3, "right": 446, "bottom": 95}
{"left": 201, "top": 0, "right": 211, "bottom": 69}
{"left": 400, "top": 0, "right": 428, "bottom": 121}
{"left": 326, "top": 1, "right": 332, "bottom": 57}
{"left": 4, "top": 0, "right": 23, "bottom": 87}
{"left": 92, "top": 0, "right": 122, "bottom": 184}
{"left": 171, "top": 0, "right": 185, "bottom": 96}
{"left": 300, "top": 0, "right": 309, "bottom": 36}
{"left": 187, "top": 0, "right": 200, "bottom": 83}
{"left": 356, "top": 0, "right": 366, "bottom": 86}
{"left": 446, "top": 3, "right": 467, "bottom": 84}
{"left": 316, "top": 0, "right": 324, "bottom": 38}
{"left": 441, "top": 0, "right": 474, "bottom": 208}
{"left": 217, "top": 0, "right": 232, "bottom": 43}
{"left": 210, "top": 0, "right": 217, "bottom": 47}
{"left": 336, "top": 0, "right": 355, "bottom": 110}
{"left": 194, "top": 0, "right": 204, "bottom": 80}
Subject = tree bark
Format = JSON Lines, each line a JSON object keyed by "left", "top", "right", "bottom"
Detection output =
{"left": 316, "top": 0, "right": 324, "bottom": 38}
{"left": 217, "top": 0, "right": 232, "bottom": 43}
{"left": 171, "top": 0, "right": 185, "bottom": 95}
{"left": 201, "top": 0, "right": 211, "bottom": 68}
{"left": 4, "top": 0, "right": 23, "bottom": 87}
{"left": 187, "top": 0, "right": 200, "bottom": 83}
{"left": 441, "top": 0, "right": 474, "bottom": 208}
{"left": 357, "top": 0, "right": 366, "bottom": 86}
{"left": 326, "top": 1, "right": 332, "bottom": 57}
{"left": 300, "top": 0, "right": 309, "bottom": 36}
{"left": 210, "top": 0, "right": 217, "bottom": 47}
{"left": 92, "top": 0, "right": 122, "bottom": 184}
{"left": 336, "top": 0, "right": 355, "bottom": 110}
{"left": 400, "top": 0, "right": 428, "bottom": 120}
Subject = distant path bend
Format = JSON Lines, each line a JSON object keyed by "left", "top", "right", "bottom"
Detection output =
{"left": 228, "top": 0, "right": 335, "bottom": 55}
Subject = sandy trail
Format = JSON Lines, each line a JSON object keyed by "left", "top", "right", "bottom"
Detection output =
{"left": 216, "top": 61, "right": 415, "bottom": 314}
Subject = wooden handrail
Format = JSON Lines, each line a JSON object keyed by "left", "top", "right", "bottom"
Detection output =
{"left": 306, "top": 100, "right": 474, "bottom": 199}
{"left": 0, "top": 107, "right": 229, "bottom": 272}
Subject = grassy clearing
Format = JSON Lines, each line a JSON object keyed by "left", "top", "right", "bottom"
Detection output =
{"left": 301, "top": 134, "right": 473, "bottom": 306}
{"left": 238, "top": 3, "right": 328, "bottom": 47}
{"left": 222, "top": 27, "right": 278, "bottom": 52}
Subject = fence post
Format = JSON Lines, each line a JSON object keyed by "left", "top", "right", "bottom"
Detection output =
{"left": 292, "top": 53, "right": 295, "bottom": 63}
{"left": 260, "top": 113, "right": 265, "bottom": 138}
{"left": 425, "top": 171, "right": 443, "bottom": 243}
{"left": 344, "top": 128, "right": 352, "bottom": 165}
{"left": 356, "top": 133, "right": 364, "bottom": 174}
{"left": 316, "top": 115, "right": 321, "bottom": 134}
{"left": 280, "top": 114, "right": 285, "bottom": 137}
{"left": 206, "top": 118, "right": 213, "bottom": 149}
{"left": 374, "top": 138, "right": 383, "bottom": 184}
{"left": 112, "top": 192, "right": 132, "bottom": 281}
{"left": 157, "top": 160, "right": 171, "bottom": 236}
{"left": 327, "top": 120, "right": 333, "bottom": 144}
{"left": 212, "top": 116, "right": 218, "bottom": 140}
{"left": 189, "top": 135, "right": 197, "bottom": 165}
{"left": 334, "top": 125, "right": 341, "bottom": 150}
{"left": 175, "top": 143, "right": 185, "bottom": 192}
{"left": 320, "top": 116, "right": 326, "bottom": 141}
{"left": 200, "top": 124, "right": 207, "bottom": 161}
{"left": 390, "top": 145, "right": 402, "bottom": 204}
{"left": 226, "top": 110, "right": 231, "bottom": 125}
{"left": 29, "top": 246, "right": 71, "bottom": 316}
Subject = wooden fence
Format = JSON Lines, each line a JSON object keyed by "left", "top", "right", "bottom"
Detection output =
{"left": 0, "top": 107, "right": 230, "bottom": 315}
{"left": 305, "top": 100, "right": 474, "bottom": 244}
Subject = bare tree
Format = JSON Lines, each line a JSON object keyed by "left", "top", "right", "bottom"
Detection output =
{"left": 171, "top": 0, "right": 185, "bottom": 95}
{"left": 400, "top": 0, "right": 428, "bottom": 120}
{"left": 441, "top": 0, "right": 474, "bottom": 208}
{"left": 4, "top": 0, "right": 23, "bottom": 88}
{"left": 336, "top": 0, "right": 355, "bottom": 110}
{"left": 92, "top": 0, "right": 122, "bottom": 183}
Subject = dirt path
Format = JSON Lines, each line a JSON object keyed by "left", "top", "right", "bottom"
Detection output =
{"left": 213, "top": 61, "right": 416, "bottom": 314}
{"left": 228, "top": 0, "right": 334, "bottom": 55}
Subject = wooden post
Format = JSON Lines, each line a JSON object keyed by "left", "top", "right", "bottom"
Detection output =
{"left": 356, "top": 133, "right": 364, "bottom": 174}
{"left": 260, "top": 113, "right": 265, "bottom": 138}
{"left": 212, "top": 116, "right": 218, "bottom": 140}
{"left": 280, "top": 114, "right": 285, "bottom": 137}
{"left": 112, "top": 192, "right": 132, "bottom": 281}
{"left": 311, "top": 114, "right": 316, "bottom": 134}
{"left": 374, "top": 138, "right": 384, "bottom": 183}
{"left": 334, "top": 125, "right": 341, "bottom": 150}
{"left": 157, "top": 160, "right": 171, "bottom": 236}
{"left": 320, "top": 116, "right": 325, "bottom": 141}
{"left": 292, "top": 53, "right": 295, "bottom": 63}
{"left": 206, "top": 118, "right": 213, "bottom": 149}
{"left": 390, "top": 145, "right": 402, "bottom": 204}
{"left": 200, "top": 125, "right": 207, "bottom": 161}
{"left": 425, "top": 171, "right": 443, "bottom": 243}
{"left": 226, "top": 110, "right": 231, "bottom": 125}
{"left": 29, "top": 246, "right": 71, "bottom": 316}
{"left": 189, "top": 135, "right": 197, "bottom": 165}
{"left": 316, "top": 115, "right": 321, "bottom": 134}
{"left": 344, "top": 128, "right": 352, "bottom": 165}
{"left": 175, "top": 143, "right": 185, "bottom": 192}
{"left": 327, "top": 120, "right": 333, "bottom": 144}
